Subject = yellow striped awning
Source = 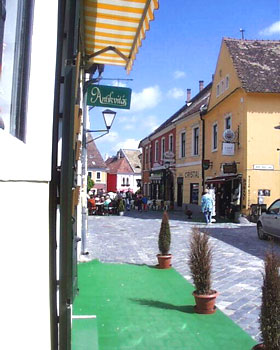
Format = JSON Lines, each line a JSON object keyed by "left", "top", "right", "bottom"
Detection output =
{"left": 83, "top": 0, "right": 159, "bottom": 73}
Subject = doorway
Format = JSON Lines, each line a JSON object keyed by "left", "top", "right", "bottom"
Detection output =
{"left": 177, "top": 177, "right": 183, "bottom": 207}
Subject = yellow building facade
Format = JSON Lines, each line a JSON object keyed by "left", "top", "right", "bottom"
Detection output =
{"left": 204, "top": 38, "right": 280, "bottom": 218}
{"left": 174, "top": 83, "right": 212, "bottom": 212}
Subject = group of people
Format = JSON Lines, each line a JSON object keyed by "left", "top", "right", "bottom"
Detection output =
{"left": 88, "top": 187, "right": 215, "bottom": 223}
{"left": 87, "top": 190, "right": 149, "bottom": 215}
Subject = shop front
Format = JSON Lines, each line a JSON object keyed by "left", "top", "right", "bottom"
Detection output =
{"left": 150, "top": 168, "right": 174, "bottom": 203}
{"left": 205, "top": 174, "right": 242, "bottom": 221}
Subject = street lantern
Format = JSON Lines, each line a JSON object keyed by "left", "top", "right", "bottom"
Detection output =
{"left": 86, "top": 109, "right": 117, "bottom": 143}
{"left": 102, "top": 109, "right": 116, "bottom": 130}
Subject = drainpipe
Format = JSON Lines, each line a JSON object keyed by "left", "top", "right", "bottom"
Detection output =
{"left": 200, "top": 106, "right": 207, "bottom": 189}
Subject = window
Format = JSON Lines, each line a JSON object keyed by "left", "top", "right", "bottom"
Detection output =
{"left": 225, "top": 114, "right": 232, "bottom": 130}
{"left": 96, "top": 172, "right": 101, "bottom": 182}
{"left": 169, "top": 134, "right": 173, "bottom": 152}
{"left": 161, "top": 137, "right": 165, "bottom": 160}
{"left": 190, "top": 183, "right": 199, "bottom": 204}
{"left": 180, "top": 131, "right": 186, "bottom": 158}
{"left": 0, "top": 0, "right": 35, "bottom": 141}
{"left": 225, "top": 75, "right": 229, "bottom": 90}
{"left": 149, "top": 145, "right": 152, "bottom": 165}
{"left": 126, "top": 177, "right": 129, "bottom": 186}
{"left": 145, "top": 147, "right": 148, "bottom": 166}
{"left": 88, "top": 171, "right": 92, "bottom": 178}
{"left": 221, "top": 80, "right": 225, "bottom": 94}
{"left": 155, "top": 140, "right": 159, "bottom": 162}
{"left": 193, "top": 127, "right": 199, "bottom": 156}
{"left": 212, "top": 123, "right": 218, "bottom": 151}
{"left": 216, "top": 84, "right": 220, "bottom": 97}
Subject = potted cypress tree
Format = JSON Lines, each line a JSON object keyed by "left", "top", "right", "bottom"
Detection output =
{"left": 157, "top": 211, "right": 172, "bottom": 269}
{"left": 188, "top": 227, "right": 218, "bottom": 314}
{"left": 252, "top": 250, "right": 280, "bottom": 350}
{"left": 118, "top": 199, "right": 125, "bottom": 216}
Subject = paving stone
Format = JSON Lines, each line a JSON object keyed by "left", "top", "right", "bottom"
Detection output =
{"left": 86, "top": 209, "right": 280, "bottom": 341}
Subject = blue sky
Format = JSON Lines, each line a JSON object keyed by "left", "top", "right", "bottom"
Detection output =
{"left": 90, "top": 0, "right": 280, "bottom": 158}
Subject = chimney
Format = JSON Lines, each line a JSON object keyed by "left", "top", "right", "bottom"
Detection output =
{"left": 186, "top": 88, "right": 191, "bottom": 103}
{"left": 199, "top": 80, "right": 204, "bottom": 92}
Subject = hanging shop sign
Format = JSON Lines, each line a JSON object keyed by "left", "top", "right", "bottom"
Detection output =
{"left": 222, "top": 142, "right": 235, "bottom": 155}
{"left": 202, "top": 159, "right": 211, "bottom": 170}
{"left": 87, "top": 84, "right": 132, "bottom": 109}
{"left": 223, "top": 162, "right": 237, "bottom": 174}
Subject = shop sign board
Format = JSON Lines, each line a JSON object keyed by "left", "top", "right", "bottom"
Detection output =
{"left": 185, "top": 170, "right": 199, "bottom": 178}
{"left": 223, "top": 163, "right": 237, "bottom": 174}
{"left": 87, "top": 84, "right": 132, "bottom": 109}
{"left": 222, "top": 142, "right": 235, "bottom": 155}
{"left": 253, "top": 164, "right": 274, "bottom": 170}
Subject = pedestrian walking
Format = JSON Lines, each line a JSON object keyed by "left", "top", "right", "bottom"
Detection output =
{"left": 201, "top": 188, "right": 214, "bottom": 224}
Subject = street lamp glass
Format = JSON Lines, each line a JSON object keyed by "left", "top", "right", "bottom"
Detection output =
{"left": 102, "top": 109, "right": 116, "bottom": 130}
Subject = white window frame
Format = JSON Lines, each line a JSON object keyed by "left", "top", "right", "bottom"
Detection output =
{"left": 216, "top": 83, "right": 220, "bottom": 97}
{"left": 225, "top": 75, "right": 229, "bottom": 90}
{"left": 224, "top": 113, "right": 232, "bottom": 130}
{"left": 192, "top": 126, "right": 199, "bottom": 156}
{"left": 168, "top": 134, "right": 173, "bottom": 152}
{"left": 212, "top": 123, "right": 218, "bottom": 152}
{"left": 161, "top": 137, "right": 165, "bottom": 160}
{"left": 180, "top": 130, "right": 186, "bottom": 158}
{"left": 96, "top": 171, "right": 101, "bottom": 182}
{"left": 1, "top": 0, "right": 35, "bottom": 141}
{"left": 155, "top": 140, "right": 159, "bottom": 162}
{"left": 221, "top": 79, "right": 225, "bottom": 94}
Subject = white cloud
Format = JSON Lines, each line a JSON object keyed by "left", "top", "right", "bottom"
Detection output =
{"left": 167, "top": 87, "right": 185, "bottom": 99}
{"left": 259, "top": 21, "right": 280, "bottom": 36}
{"left": 141, "top": 114, "right": 159, "bottom": 133}
{"left": 97, "top": 130, "right": 119, "bottom": 143}
{"left": 113, "top": 138, "right": 140, "bottom": 151}
{"left": 112, "top": 80, "right": 127, "bottom": 87}
{"left": 131, "top": 85, "right": 162, "bottom": 112}
{"left": 174, "top": 70, "right": 186, "bottom": 79}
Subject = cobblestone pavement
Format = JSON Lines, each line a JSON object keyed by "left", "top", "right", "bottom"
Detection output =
{"left": 86, "top": 209, "right": 280, "bottom": 341}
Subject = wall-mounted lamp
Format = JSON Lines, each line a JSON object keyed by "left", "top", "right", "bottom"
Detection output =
{"left": 86, "top": 108, "right": 117, "bottom": 143}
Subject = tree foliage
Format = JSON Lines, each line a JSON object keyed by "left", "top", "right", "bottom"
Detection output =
{"left": 87, "top": 176, "right": 94, "bottom": 193}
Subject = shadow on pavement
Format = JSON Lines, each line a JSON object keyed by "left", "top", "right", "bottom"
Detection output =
{"left": 201, "top": 226, "right": 280, "bottom": 260}
{"left": 130, "top": 298, "right": 195, "bottom": 314}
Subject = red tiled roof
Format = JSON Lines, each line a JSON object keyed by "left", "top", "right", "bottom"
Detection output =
{"left": 106, "top": 157, "right": 132, "bottom": 174}
{"left": 87, "top": 134, "right": 107, "bottom": 169}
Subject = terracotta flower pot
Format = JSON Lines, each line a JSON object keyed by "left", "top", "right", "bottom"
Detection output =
{"left": 192, "top": 290, "right": 218, "bottom": 314}
{"left": 252, "top": 344, "right": 265, "bottom": 350}
{"left": 157, "top": 254, "right": 172, "bottom": 269}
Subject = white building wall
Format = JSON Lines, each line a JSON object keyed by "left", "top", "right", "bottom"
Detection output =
{"left": 0, "top": 1, "right": 58, "bottom": 348}
{"left": 116, "top": 173, "right": 141, "bottom": 193}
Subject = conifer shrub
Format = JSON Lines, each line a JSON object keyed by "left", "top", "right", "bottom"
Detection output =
{"left": 158, "top": 211, "right": 171, "bottom": 255}
{"left": 189, "top": 227, "right": 213, "bottom": 295}
{"left": 260, "top": 250, "right": 280, "bottom": 350}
